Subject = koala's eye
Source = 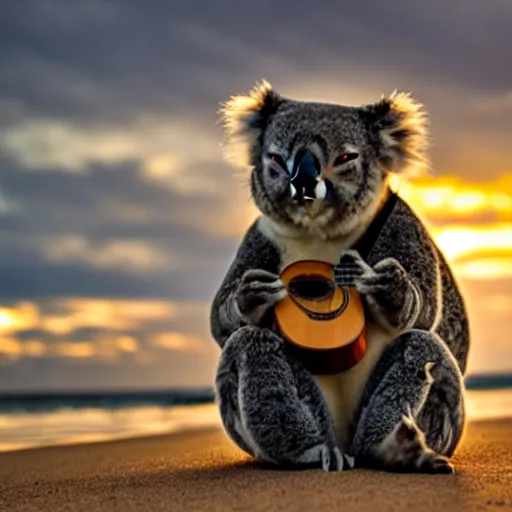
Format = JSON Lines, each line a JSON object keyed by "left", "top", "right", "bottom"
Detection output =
{"left": 334, "top": 153, "right": 359, "bottom": 167}
{"left": 268, "top": 153, "right": 287, "bottom": 170}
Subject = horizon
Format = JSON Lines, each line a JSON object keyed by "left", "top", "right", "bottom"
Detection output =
{"left": 0, "top": 371, "right": 511, "bottom": 396}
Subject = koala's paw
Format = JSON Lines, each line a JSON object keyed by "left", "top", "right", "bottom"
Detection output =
{"left": 416, "top": 452, "right": 454, "bottom": 474}
{"left": 235, "top": 269, "right": 287, "bottom": 324}
{"left": 355, "top": 258, "right": 407, "bottom": 295}
{"left": 333, "top": 250, "right": 371, "bottom": 287}
{"left": 377, "top": 415, "right": 454, "bottom": 475}
{"left": 355, "top": 258, "right": 419, "bottom": 331}
{"left": 298, "top": 444, "right": 354, "bottom": 472}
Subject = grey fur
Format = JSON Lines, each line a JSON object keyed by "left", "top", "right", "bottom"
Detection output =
{"left": 350, "top": 330, "right": 465, "bottom": 473}
{"left": 210, "top": 222, "right": 283, "bottom": 347}
{"left": 210, "top": 80, "right": 469, "bottom": 473}
{"left": 215, "top": 326, "right": 353, "bottom": 471}
{"left": 362, "top": 198, "right": 469, "bottom": 372}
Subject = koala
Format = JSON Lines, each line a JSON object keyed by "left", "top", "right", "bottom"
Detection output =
{"left": 210, "top": 80, "right": 469, "bottom": 473}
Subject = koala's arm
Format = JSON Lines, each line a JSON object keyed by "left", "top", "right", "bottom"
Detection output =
{"left": 210, "top": 219, "right": 284, "bottom": 348}
{"left": 341, "top": 201, "right": 441, "bottom": 334}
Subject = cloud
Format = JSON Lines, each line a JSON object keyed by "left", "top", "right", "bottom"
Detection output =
{"left": 0, "top": 117, "right": 222, "bottom": 172}
{"left": 1, "top": 0, "right": 511, "bottom": 180}
{"left": 0, "top": 158, "right": 246, "bottom": 301}
{"left": 150, "top": 332, "right": 207, "bottom": 353}
{"left": 0, "top": 352, "right": 219, "bottom": 391}
{"left": 55, "top": 341, "right": 96, "bottom": 359}
{"left": 0, "top": 297, "right": 219, "bottom": 390}
{"left": 41, "top": 236, "right": 173, "bottom": 273}
{"left": 2, "top": 0, "right": 511, "bottom": 109}
{"left": 0, "top": 298, "right": 216, "bottom": 368}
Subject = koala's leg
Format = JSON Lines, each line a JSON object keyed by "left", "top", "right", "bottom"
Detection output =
{"left": 351, "top": 329, "right": 465, "bottom": 474}
{"left": 215, "top": 325, "right": 352, "bottom": 471}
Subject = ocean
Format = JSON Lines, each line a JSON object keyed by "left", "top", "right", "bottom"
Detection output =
{"left": 1, "top": 375, "right": 511, "bottom": 453}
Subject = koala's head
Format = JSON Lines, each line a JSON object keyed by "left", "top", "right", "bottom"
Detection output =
{"left": 220, "top": 80, "right": 429, "bottom": 238}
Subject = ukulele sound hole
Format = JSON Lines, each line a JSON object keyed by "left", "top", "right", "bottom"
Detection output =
{"left": 288, "top": 274, "right": 335, "bottom": 301}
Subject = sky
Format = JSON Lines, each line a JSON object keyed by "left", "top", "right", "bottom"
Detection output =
{"left": 0, "top": 0, "right": 511, "bottom": 391}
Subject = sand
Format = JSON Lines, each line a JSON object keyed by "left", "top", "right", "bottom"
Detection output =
{"left": 0, "top": 419, "right": 511, "bottom": 512}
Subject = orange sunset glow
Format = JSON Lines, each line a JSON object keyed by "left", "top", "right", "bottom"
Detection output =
{"left": 394, "top": 174, "right": 512, "bottom": 279}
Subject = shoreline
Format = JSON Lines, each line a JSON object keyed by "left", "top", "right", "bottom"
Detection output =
{"left": 0, "top": 402, "right": 222, "bottom": 454}
{"left": 1, "top": 418, "right": 511, "bottom": 511}
{"left": 1, "top": 414, "right": 511, "bottom": 456}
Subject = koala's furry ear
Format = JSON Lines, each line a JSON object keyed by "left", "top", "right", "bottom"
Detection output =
{"left": 219, "top": 80, "right": 282, "bottom": 170}
{"left": 365, "top": 91, "right": 431, "bottom": 176}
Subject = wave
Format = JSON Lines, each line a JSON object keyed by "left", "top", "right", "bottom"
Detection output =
{"left": 0, "top": 388, "right": 215, "bottom": 414}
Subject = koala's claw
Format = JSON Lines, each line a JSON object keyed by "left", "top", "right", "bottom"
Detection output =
{"left": 320, "top": 445, "right": 355, "bottom": 472}
{"left": 417, "top": 452, "right": 454, "bottom": 474}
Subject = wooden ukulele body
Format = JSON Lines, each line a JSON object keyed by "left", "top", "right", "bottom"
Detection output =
{"left": 274, "top": 260, "right": 367, "bottom": 374}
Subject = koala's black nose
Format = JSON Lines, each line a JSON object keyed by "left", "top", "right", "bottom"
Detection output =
{"left": 290, "top": 150, "right": 321, "bottom": 201}
{"left": 291, "top": 150, "right": 320, "bottom": 182}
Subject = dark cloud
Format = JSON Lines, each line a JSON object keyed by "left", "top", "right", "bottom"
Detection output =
{"left": 1, "top": 0, "right": 510, "bottom": 126}
{"left": 0, "top": 0, "right": 510, "bottom": 187}
{"left": 13, "top": 329, "right": 55, "bottom": 343}
{"left": 0, "top": 352, "right": 219, "bottom": 391}
{"left": 0, "top": 158, "right": 226, "bottom": 236}
{"left": 0, "top": 158, "right": 241, "bottom": 300}
{"left": 0, "top": 261, "right": 239, "bottom": 301}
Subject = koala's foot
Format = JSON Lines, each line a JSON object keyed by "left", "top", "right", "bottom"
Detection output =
{"left": 351, "top": 329, "right": 465, "bottom": 474}
{"left": 215, "top": 326, "right": 351, "bottom": 472}
{"left": 372, "top": 414, "right": 454, "bottom": 474}
{"left": 296, "top": 444, "right": 355, "bottom": 472}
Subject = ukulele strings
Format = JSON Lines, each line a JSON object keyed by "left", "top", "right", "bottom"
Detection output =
{"left": 333, "top": 264, "right": 364, "bottom": 287}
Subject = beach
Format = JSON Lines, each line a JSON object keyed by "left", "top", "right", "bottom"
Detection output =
{"left": 0, "top": 418, "right": 511, "bottom": 512}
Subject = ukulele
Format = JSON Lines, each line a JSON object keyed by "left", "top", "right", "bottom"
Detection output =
{"left": 273, "top": 259, "right": 367, "bottom": 375}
